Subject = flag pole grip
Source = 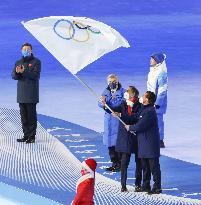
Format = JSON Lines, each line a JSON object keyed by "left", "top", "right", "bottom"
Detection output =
{"left": 73, "top": 74, "right": 127, "bottom": 126}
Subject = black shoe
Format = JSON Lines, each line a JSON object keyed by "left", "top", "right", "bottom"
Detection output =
{"left": 25, "top": 138, "right": 35, "bottom": 144}
{"left": 148, "top": 188, "right": 162, "bottom": 195}
{"left": 105, "top": 165, "right": 121, "bottom": 172}
{"left": 134, "top": 185, "right": 142, "bottom": 192}
{"left": 160, "top": 140, "right": 165, "bottom": 148}
{"left": 121, "top": 186, "right": 128, "bottom": 192}
{"left": 112, "top": 166, "right": 121, "bottom": 172}
{"left": 17, "top": 137, "right": 28, "bottom": 142}
{"left": 140, "top": 186, "right": 151, "bottom": 192}
{"left": 105, "top": 166, "right": 115, "bottom": 171}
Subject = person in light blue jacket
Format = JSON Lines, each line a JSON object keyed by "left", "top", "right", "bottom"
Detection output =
{"left": 99, "top": 74, "right": 126, "bottom": 172}
{"left": 147, "top": 53, "right": 168, "bottom": 148}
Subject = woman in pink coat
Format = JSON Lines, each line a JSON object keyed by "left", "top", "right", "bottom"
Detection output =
{"left": 71, "top": 158, "right": 97, "bottom": 205}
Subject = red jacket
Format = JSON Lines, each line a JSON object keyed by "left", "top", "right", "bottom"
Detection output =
{"left": 72, "top": 174, "right": 95, "bottom": 205}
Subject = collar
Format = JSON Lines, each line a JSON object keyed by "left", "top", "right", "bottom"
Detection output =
{"left": 150, "top": 60, "right": 167, "bottom": 73}
{"left": 22, "top": 54, "right": 34, "bottom": 62}
{"left": 76, "top": 173, "right": 94, "bottom": 191}
{"left": 142, "top": 104, "right": 153, "bottom": 109}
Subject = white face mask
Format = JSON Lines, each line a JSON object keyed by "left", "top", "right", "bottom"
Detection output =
{"left": 139, "top": 96, "right": 143, "bottom": 104}
{"left": 124, "top": 92, "right": 129, "bottom": 100}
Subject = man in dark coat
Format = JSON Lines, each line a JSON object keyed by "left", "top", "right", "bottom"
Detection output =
{"left": 112, "top": 86, "right": 142, "bottom": 192}
{"left": 125, "top": 91, "right": 162, "bottom": 194}
{"left": 12, "top": 43, "right": 41, "bottom": 144}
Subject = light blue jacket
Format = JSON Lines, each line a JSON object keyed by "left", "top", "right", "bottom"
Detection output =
{"left": 98, "top": 84, "right": 125, "bottom": 147}
{"left": 147, "top": 61, "right": 168, "bottom": 114}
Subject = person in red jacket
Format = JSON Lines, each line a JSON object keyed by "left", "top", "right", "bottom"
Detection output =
{"left": 71, "top": 158, "right": 97, "bottom": 205}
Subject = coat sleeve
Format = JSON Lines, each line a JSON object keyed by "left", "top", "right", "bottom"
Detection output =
{"left": 72, "top": 179, "right": 93, "bottom": 205}
{"left": 155, "top": 72, "right": 168, "bottom": 107}
{"left": 103, "top": 90, "right": 125, "bottom": 114}
{"left": 121, "top": 113, "right": 138, "bottom": 125}
{"left": 104, "top": 102, "right": 124, "bottom": 114}
{"left": 106, "top": 95, "right": 123, "bottom": 108}
{"left": 129, "top": 110, "right": 154, "bottom": 133}
{"left": 121, "top": 104, "right": 141, "bottom": 124}
{"left": 99, "top": 102, "right": 123, "bottom": 114}
{"left": 22, "top": 60, "right": 41, "bottom": 80}
{"left": 98, "top": 89, "right": 124, "bottom": 111}
{"left": 98, "top": 89, "right": 108, "bottom": 109}
{"left": 11, "top": 63, "right": 21, "bottom": 80}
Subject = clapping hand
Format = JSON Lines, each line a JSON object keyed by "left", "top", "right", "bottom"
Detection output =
{"left": 16, "top": 65, "right": 25, "bottom": 73}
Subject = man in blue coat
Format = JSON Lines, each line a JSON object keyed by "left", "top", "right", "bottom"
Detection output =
{"left": 125, "top": 91, "right": 162, "bottom": 194}
{"left": 12, "top": 43, "right": 41, "bottom": 144}
{"left": 99, "top": 74, "right": 125, "bottom": 172}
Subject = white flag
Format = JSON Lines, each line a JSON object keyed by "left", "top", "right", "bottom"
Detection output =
{"left": 22, "top": 16, "right": 130, "bottom": 74}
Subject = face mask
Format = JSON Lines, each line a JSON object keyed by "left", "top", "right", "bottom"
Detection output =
{"left": 124, "top": 92, "right": 129, "bottom": 100}
{"left": 81, "top": 169, "right": 87, "bottom": 176}
{"left": 22, "top": 50, "right": 31, "bottom": 57}
{"left": 139, "top": 96, "right": 143, "bottom": 104}
{"left": 109, "top": 82, "right": 117, "bottom": 90}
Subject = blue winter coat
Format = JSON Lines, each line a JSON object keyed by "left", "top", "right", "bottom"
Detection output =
{"left": 112, "top": 100, "right": 141, "bottom": 154}
{"left": 98, "top": 84, "right": 125, "bottom": 147}
{"left": 129, "top": 104, "right": 160, "bottom": 158}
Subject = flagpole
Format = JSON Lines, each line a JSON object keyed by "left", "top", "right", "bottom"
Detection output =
{"left": 73, "top": 74, "right": 127, "bottom": 126}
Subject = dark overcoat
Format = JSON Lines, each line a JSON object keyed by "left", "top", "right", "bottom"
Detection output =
{"left": 129, "top": 104, "right": 160, "bottom": 158}
{"left": 12, "top": 54, "right": 41, "bottom": 103}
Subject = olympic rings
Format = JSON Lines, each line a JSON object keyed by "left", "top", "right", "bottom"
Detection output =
{"left": 69, "top": 22, "right": 90, "bottom": 42}
{"left": 74, "top": 21, "right": 89, "bottom": 30}
{"left": 53, "top": 19, "right": 101, "bottom": 42}
{"left": 74, "top": 21, "right": 101, "bottom": 34}
{"left": 88, "top": 26, "right": 101, "bottom": 34}
{"left": 53, "top": 19, "right": 75, "bottom": 40}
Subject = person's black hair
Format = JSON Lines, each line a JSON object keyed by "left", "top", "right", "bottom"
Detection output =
{"left": 21, "top": 43, "right": 32, "bottom": 50}
{"left": 129, "top": 86, "right": 139, "bottom": 97}
{"left": 145, "top": 91, "right": 156, "bottom": 104}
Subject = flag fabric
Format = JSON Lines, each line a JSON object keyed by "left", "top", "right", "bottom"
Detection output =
{"left": 22, "top": 16, "right": 130, "bottom": 74}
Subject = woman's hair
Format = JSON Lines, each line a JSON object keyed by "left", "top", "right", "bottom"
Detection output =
{"left": 128, "top": 86, "right": 139, "bottom": 97}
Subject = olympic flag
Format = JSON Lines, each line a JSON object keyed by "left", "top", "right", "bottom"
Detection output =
{"left": 22, "top": 16, "right": 130, "bottom": 74}
{"left": 22, "top": 16, "right": 129, "bottom": 125}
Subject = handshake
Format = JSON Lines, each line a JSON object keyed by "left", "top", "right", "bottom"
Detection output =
{"left": 16, "top": 65, "right": 25, "bottom": 73}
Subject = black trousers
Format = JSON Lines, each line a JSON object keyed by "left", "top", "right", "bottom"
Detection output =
{"left": 108, "top": 146, "right": 121, "bottom": 168}
{"left": 121, "top": 153, "right": 142, "bottom": 187}
{"left": 19, "top": 103, "right": 37, "bottom": 140}
{"left": 141, "top": 158, "right": 161, "bottom": 190}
